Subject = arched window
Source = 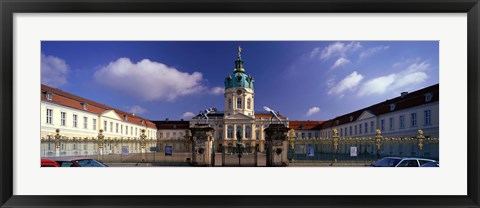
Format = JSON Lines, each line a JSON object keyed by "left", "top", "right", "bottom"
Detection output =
{"left": 245, "top": 126, "right": 251, "bottom": 138}
{"left": 237, "top": 98, "right": 242, "bottom": 109}
{"left": 228, "top": 98, "right": 232, "bottom": 110}
{"left": 227, "top": 125, "right": 234, "bottom": 138}
{"left": 247, "top": 98, "right": 251, "bottom": 109}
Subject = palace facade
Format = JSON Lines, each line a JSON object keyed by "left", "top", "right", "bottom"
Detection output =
{"left": 40, "top": 47, "right": 439, "bottom": 157}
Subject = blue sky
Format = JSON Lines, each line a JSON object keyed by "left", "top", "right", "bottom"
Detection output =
{"left": 41, "top": 41, "right": 439, "bottom": 121}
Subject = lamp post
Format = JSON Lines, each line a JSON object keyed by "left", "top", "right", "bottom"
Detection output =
{"left": 54, "top": 129, "right": 61, "bottom": 157}
{"left": 332, "top": 129, "right": 339, "bottom": 164}
{"left": 417, "top": 129, "right": 425, "bottom": 157}
{"left": 97, "top": 129, "right": 104, "bottom": 160}
{"left": 236, "top": 129, "right": 243, "bottom": 166}
{"left": 375, "top": 129, "right": 383, "bottom": 159}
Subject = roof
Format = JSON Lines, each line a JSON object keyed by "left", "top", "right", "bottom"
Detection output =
{"left": 191, "top": 111, "right": 286, "bottom": 119}
{"left": 320, "top": 84, "right": 439, "bottom": 130}
{"left": 289, "top": 121, "right": 324, "bottom": 130}
{"left": 41, "top": 84, "right": 156, "bottom": 128}
{"left": 151, "top": 120, "right": 190, "bottom": 130}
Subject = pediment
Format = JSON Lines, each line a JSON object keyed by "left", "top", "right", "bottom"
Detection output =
{"left": 101, "top": 110, "right": 122, "bottom": 120}
{"left": 224, "top": 113, "right": 254, "bottom": 120}
{"left": 357, "top": 110, "right": 375, "bottom": 121}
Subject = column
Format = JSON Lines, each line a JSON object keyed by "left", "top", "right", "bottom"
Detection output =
{"left": 242, "top": 124, "right": 246, "bottom": 140}
{"left": 224, "top": 124, "right": 228, "bottom": 140}
{"left": 233, "top": 124, "right": 237, "bottom": 140}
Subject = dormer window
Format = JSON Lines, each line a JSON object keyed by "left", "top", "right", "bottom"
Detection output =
{"left": 141, "top": 120, "right": 145, "bottom": 125}
{"left": 46, "top": 92, "right": 52, "bottom": 101}
{"left": 390, "top": 104, "right": 396, "bottom": 111}
{"left": 349, "top": 116, "right": 353, "bottom": 122}
{"left": 82, "top": 102, "right": 88, "bottom": 110}
{"left": 300, "top": 125, "right": 304, "bottom": 130}
{"left": 425, "top": 93, "right": 433, "bottom": 102}
{"left": 336, "top": 120, "right": 339, "bottom": 125}
{"left": 124, "top": 115, "right": 128, "bottom": 121}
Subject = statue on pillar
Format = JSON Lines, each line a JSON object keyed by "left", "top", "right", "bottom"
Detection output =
{"left": 263, "top": 106, "right": 283, "bottom": 125}
{"left": 198, "top": 108, "right": 217, "bottom": 124}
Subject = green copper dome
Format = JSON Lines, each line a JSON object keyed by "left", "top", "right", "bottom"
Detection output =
{"left": 224, "top": 49, "right": 254, "bottom": 90}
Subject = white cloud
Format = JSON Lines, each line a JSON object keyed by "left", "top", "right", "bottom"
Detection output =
{"left": 328, "top": 71, "right": 364, "bottom": 96}
{"left": 41, "top": 54, "right": 69, "bottom": 87}
{"left": 127, "top": 105, "right": 147, "bottom": 115}
{"left": 182, "top": 112, "right": 195, "bottom": 119}
{"left": 94, "top": 58, "right": 206, "bottom": 101}
{"left": 331, "top": 57, "right": 350, "bottom": 69}
{"left": 358, "top": 60, "right": 430, "bottom": 96}
{"left": 359, "top": 45, "right": 390, "bottom": 59}
{"left": 209, "top": 87, "right": 225, "bottom": 95}
{"left": 317, "top": 42, "right": 362, "bottom": 60}
{"left": 305, "top": 107, "right": 321, "bottom": 116}
{"left": 309, "top": 47, "right": 321, "bottom": 58}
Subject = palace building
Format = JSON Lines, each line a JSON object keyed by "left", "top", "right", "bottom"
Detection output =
{"left": 40, "top": 47, "right": 439, "bottom": 157}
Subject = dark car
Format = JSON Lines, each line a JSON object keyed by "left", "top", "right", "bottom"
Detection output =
{"left": 371, "top": 157, "right": 437, "bottom": 167}
{"left": 41, "top": 158, "right": 60, "bottom": 167}
{"left": 46, "top": 157, "right": 108, "bottom": 167}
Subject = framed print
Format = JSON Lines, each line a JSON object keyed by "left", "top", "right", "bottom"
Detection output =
{"left": 1, "top": 0, "right": 479, "bottom": 207}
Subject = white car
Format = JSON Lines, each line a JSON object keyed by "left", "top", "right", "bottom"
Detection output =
{"left": 371, "top": 157, "right": 437, "bottom": 167}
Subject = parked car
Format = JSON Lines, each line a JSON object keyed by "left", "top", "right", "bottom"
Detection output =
{"left": 421, "top": 161, "right": 440, "bottom": 167}
{"left": 371, "top": 157, "right": 437, "bottom": 167}
{"left": 45, "top": 157, "right": 108, "bottom": 167}
{"left": 41, "top": 158, "right": 60, "bottom": 167}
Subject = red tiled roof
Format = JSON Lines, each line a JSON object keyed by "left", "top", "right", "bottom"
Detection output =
{"left": 289, "top": 121, "right": 324, "bottom": 130}
{"left": 151, "top": 120, "right": 190, "bottom": 130}
{"left": 41, "top": 84, "right": 156, "bottom": 128}
{"left": 319, "top": 84, "right": 439, "bottom": 130}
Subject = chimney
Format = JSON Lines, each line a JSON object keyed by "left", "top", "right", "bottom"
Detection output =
{"left": 401, "top": 92, "right": 408, "bottom": 98}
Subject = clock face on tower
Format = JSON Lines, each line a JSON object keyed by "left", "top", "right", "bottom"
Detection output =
{"left": 236, "top": 90, "right": 242, "bottom": 95}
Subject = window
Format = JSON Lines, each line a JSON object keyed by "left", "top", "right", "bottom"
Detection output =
{"left": 104, "top": 121, "right": 107, "bottom": 131}
{"left": 370, "top": 121, "right": 374, "bottom": 133}
{"left": 255, "top": 131, "right": 260, "bottom": 140}
{"left": 73, "top": 114, "right": 78, "bottom": 127}
{"left": 364, "top": 122, "right": 368, "bottom": 134}
{"left": 126, "top": 125, "right": 128, "bottom": 134}
{"left": 237, "top": 98, "right": 242, "bottom": 109}
{"left": 411, "top": 113, "right": 417, "bottom": 127}
{"left": 82, "top": 103, "right": 88, "bottom": 110}
{"left": 60, "top": 112, "right": 66, "bottom": 126}
{"left": 130, "top": 127, "right": 133, "bottom": 135}
{"left": 236, "top": 126, "right": 242, "bottom": 138}
{"left": 46, "top": 109, "right": 53, "bottom": 124}
{"left": 359, "top": 124, "right": 362, "bottom": 134}
{"left": 93, "top": 119, "right": 97, "bottom": 130}
{"left": 245, "top": 126, "right": 251, "bottom": 138}
{"left": 424, "top": 110, "right": 432, "bottom": 126}
{"left": 46, "top": 92, "right": 52, "bottom": 100}
{"left": 228, "top": 99, "right": 232, "bottom": 110}
{"left": 173, "top": 132, "right": 177, "bottom": 138}
{"left": 308, "top": 132, "right": 312, "bottom": 138}
{"left": 227, "top": 126, "right": 233, "bottom": 138}
{"left": 121, "top": 125, "right": 123, "bottom": 134}
{"left": 247, "top": 98, "right": 251, "bottom": 109}
{"left": 301, "top": 133, "right": 305, "bottom": 138}
{"left": 83, "top": 116, "right": 88, "bottom": 129}
{"left": 315, "top": 132, "right": 319, "bottom": 138}
{"left": 344, "top": 128, "right": 347, "bottom": 136}
{"left": 166, "top": 132, "right": 170, "bottom": 138}
{"left": 110, "top": 122, "right": 113, "bottom": 132}
{"left": 399, "top": 115, "right": 405, "bottom": 129}
{"left": 425, "top": 93, "right": 433, "bottom": 102}
{"left": 135, "top": 128, "right": 138, "bottom": 136}
{"left": 116, "top": 123, "right": 119, "bottom": 133}
{"left": 389, "top": 117, "right": 394, "bottom": 130}
{"left": 349, "top": 126, "right": 352, "bottom": 136}
{"left": 381, "top": 119, "right": 385, "bottom": 131}
{"left": 159, "top": 132, "right": 163, "bottom": 139}
{"left": 355, "top": 125, "right": 357, "bottom": 135}
{"left": 390, "top": 104, "right": 396, "bottom": 111}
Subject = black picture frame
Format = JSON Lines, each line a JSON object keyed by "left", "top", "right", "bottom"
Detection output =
{"left": 1, "top": 0, "right": 479, "bottom": 207}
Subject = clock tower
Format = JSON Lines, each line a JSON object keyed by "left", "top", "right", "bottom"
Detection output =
{"left": 224, "top": 46, "right": 255, "bottom": 118}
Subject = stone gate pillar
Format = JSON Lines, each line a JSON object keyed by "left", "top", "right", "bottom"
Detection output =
{"left": 189, "top": 124, "right": 215, "bottom": 166}
{"left": 264, "top": 124, "right": 290, "bottom": 167}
